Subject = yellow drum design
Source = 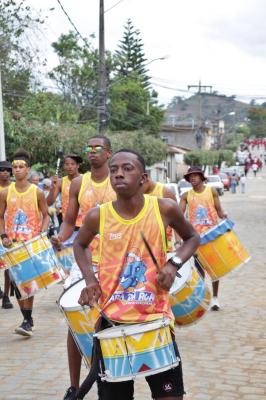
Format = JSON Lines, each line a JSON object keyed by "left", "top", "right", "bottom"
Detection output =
{"left": 58, "top": 279, "right": 99, "bottom": 368}
{"left": 197, "top": 219, "right": 250, "bottom": 281}
{"left": 95, "top": 318, "right": 179, "bottom": 382}
{"left": 170, "top": 260, "right": 211, "bottom": 326}
{"left": 2, "top": 234, "right": 63, "bottom": 298}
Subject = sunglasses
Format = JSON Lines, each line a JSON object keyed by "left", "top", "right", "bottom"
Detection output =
{"left": 0, "top": 168, "right": 11, "bottom": 172}
{"left": 83, "top": 145, "right": 106, "bottom": 154}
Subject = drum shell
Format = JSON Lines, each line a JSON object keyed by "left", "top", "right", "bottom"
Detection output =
{"left": 95, "top": 319, "right": 179, "bottom": 382}
{"left": 170, "top": 266, "right": 211, "bottom": 326}
{"left": 2, "top": 234, "right": 63, "bottom": 299}
{"left": 197, "top": 229, "right": 250, "bottom": 281}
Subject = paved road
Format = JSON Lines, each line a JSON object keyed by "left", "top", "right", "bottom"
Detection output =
{"left": 1, "top": 168, "right": 266, "bottom": 400}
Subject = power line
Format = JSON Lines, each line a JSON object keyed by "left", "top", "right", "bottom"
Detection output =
{"left": 55, "top": 0, "right": 92, "bottom": 50}
{"left": 105, "top": 0, "right": 127, "bottom": 13}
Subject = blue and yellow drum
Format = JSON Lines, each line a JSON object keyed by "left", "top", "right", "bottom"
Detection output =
{"left": 197, "top": 220, "right": 250, "bottom": 281}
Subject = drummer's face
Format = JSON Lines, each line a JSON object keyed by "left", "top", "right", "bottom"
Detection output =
{"left": 189, "top": 173, "right": 203, "bottom": 186}
{"left": 12, "top": 163, "right": 30, "bottom": 180}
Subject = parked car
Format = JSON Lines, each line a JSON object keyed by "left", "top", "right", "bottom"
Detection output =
{"left": 219, "top": 172, "right": 230, "bottom": 191}
{"left": 220, "top": 165, "right": 244, "bottom": 178}
{"left": 206, "top": 175, "right": 224, "bottom": 196}
{"left": 164, "top": 183, "right": 180, "bottom": 202}
{"left": 177, "top": 179, "right": 192, "bottom": 197}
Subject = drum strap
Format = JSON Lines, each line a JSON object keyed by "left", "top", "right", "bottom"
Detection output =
{"left": 75, "top": 317, "right": 111, "bottom": 400}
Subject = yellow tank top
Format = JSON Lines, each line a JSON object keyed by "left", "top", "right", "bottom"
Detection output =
{"left": 61, "top": 175, "right": 83, "bottom": 226}
{"left": 78, "top": 172, "right": 116, "bottom": 263}
{"left": 187, "top": 186, "right": 218, "bottom": 234}
{"left": 6, "top": 183, "right": 41, "bottom": 242}
{"left": 149, "top": 182, "right": 174, "bottom": 252}
{"left": 98, "top": 195, "right": 173, "bottom": 324}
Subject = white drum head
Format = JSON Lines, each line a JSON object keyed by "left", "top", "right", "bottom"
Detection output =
{"left": 170, "top": 259, "right": 192, "bottom": 295}
{"left": 59, "top": 279, "right": 86, "bottom": 310}
{"left": 95, "top": 318, "right": 170, "bottom": 339}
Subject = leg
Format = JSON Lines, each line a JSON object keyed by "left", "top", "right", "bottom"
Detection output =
{"left": 97, "top": 379, "right": 134, "bottom": 400}
{"left": 67, "top": 330, "right": 82, "bottom": 389}
{"left": 15, "top": 295, "right": 34, "bottom": 336}
{"left": 211, "top": 280, "right": 220, "bottom": 311}
{"left": 2, "top": 270, "right": 13, "bottom": 309}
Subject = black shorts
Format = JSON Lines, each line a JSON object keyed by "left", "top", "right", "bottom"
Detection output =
{"left": 97, "top": 349, "right": 185, "bottom": 400}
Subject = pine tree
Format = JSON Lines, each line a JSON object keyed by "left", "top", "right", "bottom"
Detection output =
{"left": 114, "top": 19, "right": 150, "bottom": 89}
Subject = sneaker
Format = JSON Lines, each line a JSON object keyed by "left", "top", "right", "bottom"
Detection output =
{"left": 29, "top": 317, "right": 34, "bottom": 331}
{"left": 2, "top": 294, "right": 13, "bottom": 309}
{"left": 0, "top": 287, "right": 3, "bottom": 299}
{"left": 210, "top": 297, "right": 220, "bottom": 311}
{"left": 14, "top": 320, "right": 33, "bottom": 337}
{"left": 63, "top": 386, "right": 77, "bottom": 400}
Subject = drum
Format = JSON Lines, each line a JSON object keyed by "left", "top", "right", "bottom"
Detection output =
{"left": 197, "top": 219, "right": 250, "bottom": 281}
{"left": 0, "top": 241, "right": 7, "bottom": 270}
{"left": 56, "top": 231, "right": 78, "bottom": 271}
{"left": 2, "top": 234, "right": 63, "bottom": 299}
{"left": 58, "top": 279, "right": 99, "bottom": 368}
{"left": 170, "top": 260, "right": 211, "bottom": 326}
{"left": 94, "top": 318, "right": 179, "bottom": 382}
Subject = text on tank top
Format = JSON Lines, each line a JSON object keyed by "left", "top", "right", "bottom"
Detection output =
{"left": 98, "top": 195, "right": 173, "bottom": 324}
{"left": 78, "top": 172, "right": 116, "bottom": 263}
{"left": 187, "top": 186, "right": 218, "bottom": 234}
{"left": 6, "top": 183, "right": 41, "bottom": 242}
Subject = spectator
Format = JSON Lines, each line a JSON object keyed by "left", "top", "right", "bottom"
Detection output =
{"left": 230, "top": 174, "right": 238, "bottom": 194}
{"left": 240, "top": 174, "right": 246, "bottom": 194}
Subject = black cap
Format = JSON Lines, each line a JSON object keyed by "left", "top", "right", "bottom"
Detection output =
{"left": 0, "top": 161, "right": 12, "bottom": 171}
{"left": 184, "top": 166, "right": 207, "bottom": 182}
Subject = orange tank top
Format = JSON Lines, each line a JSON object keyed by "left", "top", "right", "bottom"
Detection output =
{"left": 98, "top": 195, "right": 173, "bottom": 324}
{"left": 61, "top": 175, "right": 83, "bottom": 226}
{"left": 149, "top": 182, "right": 175, "bottom": 252}
{"left": 187, "top": 186, "right": 218, "bottom": 234}
{"left": 6, "top": 183, "right": 41, "bottom": 242}
{"left": 78, "top": 172, "right": 116, "bottom": 264}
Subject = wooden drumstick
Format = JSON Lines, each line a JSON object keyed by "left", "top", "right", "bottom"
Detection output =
{"left": 92, "top": 302, "right": 115, "bottom": 327}
{"left": 141, "top": 231, "right": 181, "bottom": 277}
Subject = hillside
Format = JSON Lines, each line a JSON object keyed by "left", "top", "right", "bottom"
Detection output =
{"left": 164, "top": 93, "right": 250, "bottom": 126}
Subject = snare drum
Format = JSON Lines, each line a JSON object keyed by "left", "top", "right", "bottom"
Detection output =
{"left": 2, "top": 234, "right": 63, "bottom": 299}
{"left": 170, "top": 260, "right": 211, "bottom": 326}
{"left": 58, "top": 279, "right": 99, "bottom": 368}
{"left": 56, "top": 231, "right": 78, "bottom": 271}
{"left": 95, "top": 318, "right": 179, "bottom": 382}
{"left": 197, "top": 219, "right": 250, "bottom": 281}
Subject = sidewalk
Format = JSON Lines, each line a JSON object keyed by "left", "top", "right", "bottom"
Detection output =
{"left": 0, "top": 169, "right": 266, "bottom": 399}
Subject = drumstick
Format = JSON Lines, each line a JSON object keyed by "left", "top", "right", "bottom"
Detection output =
{"left": 141, "top": 231, "right": 181, "bottom": 277}
{"left": 55, "top": 158, "right": 61, "bottom": 175}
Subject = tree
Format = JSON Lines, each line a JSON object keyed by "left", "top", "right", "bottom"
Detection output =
{"left": 0, "top": 0, "right": 46, "bottom": 110}
{"left": 114, "top": 19, "right": 149, "bottom": 89}
{"left": 109, "top": 20, "right": 164, "bottom": 134}
{"left": 247, "top": 107, "right": 266, "bottom": 138}
{"left": 107, "top": 130, "right": 166, "bottom": 166}
{"left": 184, "top": 150, "right": 234, "bottom": 168}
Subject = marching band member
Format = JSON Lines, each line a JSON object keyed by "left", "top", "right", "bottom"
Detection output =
{"left": 179, "top": 166, "right": 227, "bottom": 311}
{"left": 0, "top": 150, "right": 50, "bottom": 336}
{"left": 52, "top": 136, "right": 116, "bottom": 400}
{"left": 74, "top": 149, "right": 199, "bottom": 400}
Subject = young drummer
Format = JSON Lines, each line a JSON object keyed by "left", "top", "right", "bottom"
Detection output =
{"left": 73, "top": 149, "right": 199, "bottom": 400}
{"left": 0, "top": 150, "right": 50, "bottom": 336}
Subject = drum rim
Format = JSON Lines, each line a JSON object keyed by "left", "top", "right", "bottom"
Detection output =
{"left": 170, "top": 259, "right": 193, "bottom": 294}
{"left": 94, "top": 317, "right": 171, "bottom": 339}
{"left": 58, "top": 277, "right": 86, "bottom": 311}
{"left": 2, "top": 232, "right": 49, "bottom": 254}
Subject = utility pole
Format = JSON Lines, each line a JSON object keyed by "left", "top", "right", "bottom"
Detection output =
{"left": 188, "top": 80, "right": 213, "bottom": 149}
{"left": 0, "top": 69, "right": 6, "bottom": 161}
{"left": 98, "top": 0, "right": 107, "bottom": 133}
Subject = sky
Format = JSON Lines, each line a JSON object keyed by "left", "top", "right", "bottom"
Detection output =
{"left": 27, "top": 0, "right": 266, "bottom": 106}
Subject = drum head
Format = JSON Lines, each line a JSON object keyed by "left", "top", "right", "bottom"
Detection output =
{"left": 95, "top": 318, "right": 170, "bottom": 339}
{"left": 170, "top": 259, "right": 192, "bottom": 294}
{"left": 59, "top": 278, "right": 86, "bottom": 310}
